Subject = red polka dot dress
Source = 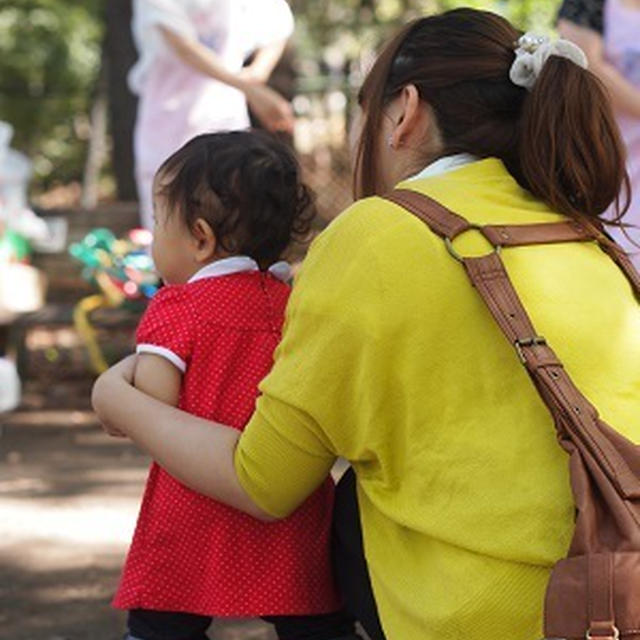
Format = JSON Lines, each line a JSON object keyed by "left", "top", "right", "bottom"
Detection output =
{"left": 113, "top": 258, "right": 340, "bottom": 617}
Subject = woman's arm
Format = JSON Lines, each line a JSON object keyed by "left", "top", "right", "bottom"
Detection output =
{"left": 558, "top": 19, "right": 640, "bottom": 118}
{"left": 159, "top": 26, "right": 293, "bottom": 132}
{"left": 92, "top": 356, "right": 275, "bottom": 521}
{"left": 93, "top": 203, "right": 384, "bottom": 522}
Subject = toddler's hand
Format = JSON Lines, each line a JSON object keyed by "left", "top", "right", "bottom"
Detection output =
{"left": 102, "top": 424, "right": 128, "bottom": 439}
{"left": 92, "top": 355, "right": 137, "bottom": 437}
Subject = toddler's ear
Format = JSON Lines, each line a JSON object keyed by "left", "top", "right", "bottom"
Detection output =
{"left": 192, "top": 218, "right": 217, "bottom": 262}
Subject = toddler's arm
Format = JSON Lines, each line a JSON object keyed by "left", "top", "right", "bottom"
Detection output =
{"left": 131, "top": 285, "right": 194, "bottom": 409}
{"left": 133, "top": 354, "right": 181, "bottom": 407}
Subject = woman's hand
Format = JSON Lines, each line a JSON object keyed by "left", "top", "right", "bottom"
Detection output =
{"left": 92, "top": 355, "right": 137, "bottom": 438}
{"left": 242, "top": 83, "right": 295, "bottom": 133}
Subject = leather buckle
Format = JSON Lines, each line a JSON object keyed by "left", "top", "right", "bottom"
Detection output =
{"left": 514, "top": 336, "right": 547, "bottom": 364}
{"left": 586, "top": 625, "right": 620, "bottom": 640}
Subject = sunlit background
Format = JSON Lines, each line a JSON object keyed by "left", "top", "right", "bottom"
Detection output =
{"left": 0, "top": 0, "right": 562, "bottom": 217}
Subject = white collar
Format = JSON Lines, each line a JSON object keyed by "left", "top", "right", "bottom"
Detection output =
{"left": 188, "top": 256, "right": 292, "bottom": 284}
{"left": 406, "top": 153, "right": 477, "bottom": 182}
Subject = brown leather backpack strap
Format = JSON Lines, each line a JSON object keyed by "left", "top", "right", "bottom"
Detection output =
{"left": 387, "top": 189, "right": 640, "bottom": 297}
{"left": 386, "top": 189, "right": 471, "bottom": 238}
{"left": 482, "top": 221, "right": 596, "bottom": 246}
{"left": 384, "top": 189, "right": 640, "bottom": 500}
{"left": 491, "top": 222, "right": 640, "bottom": 297}
{"left": 385, "top": 189, "right": 640, "bottom": 639}
{"left": 462, "top": 252, "right": 553, "bottom": 357}
{"left": 464, "top": 252, "right": 639, "bottom": 639}
{"left": 389, "top": 189, "right": 600, "bottom": 246}
{"left": 464, "top": 253, "right": 640, "bottom": 502}
{"left": 599, "top": 242, "right": 640, "bottom": 297}
{"left": 588, "top": 554, "right": 618, "bottom": 640}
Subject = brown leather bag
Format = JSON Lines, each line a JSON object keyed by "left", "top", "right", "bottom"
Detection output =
{"left": 384, "top": 189, "right": 640, "bottom": 640}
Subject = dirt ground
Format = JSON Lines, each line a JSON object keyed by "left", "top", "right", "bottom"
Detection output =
{"left": 0, "top": 378, "right": 278, "bottom": 640}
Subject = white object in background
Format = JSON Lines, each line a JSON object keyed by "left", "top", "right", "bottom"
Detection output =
{"left": 8, "top": 207, "right": 47, "bottom": 242}
{"left": 0, "top": 121, "right": 67, "bottom": 252}
{"left": 30, "top": 216, "right": 69, "bottom": 253}
{"left": 0, "top": 357, "right": 20, "bottom": 413}
{"left": 0, "top": 122, "right": 32, "bottom": 226}
{"left": 0, "top": 263, "right": 47, "bottom": 314}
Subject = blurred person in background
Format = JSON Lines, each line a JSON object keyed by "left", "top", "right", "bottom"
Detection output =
{"left": 130, "top": 0, "right": 296, "bottom": 230}
{"left": 558, "top": 0, "right": 640, "bottom": 264}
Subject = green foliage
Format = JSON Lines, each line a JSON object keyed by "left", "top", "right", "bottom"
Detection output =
{"left": 292, "top": 0, "right": 562, "bottom": 89}
{"left": 0, "top": 0, "right": 562, "bottom": 194}
{"left": 0, "top": 0, "right": 103, "bottom": 190}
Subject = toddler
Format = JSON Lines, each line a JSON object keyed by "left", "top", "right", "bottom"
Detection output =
{"left": 113, "top": 131, "right": 358, "bottom": 640}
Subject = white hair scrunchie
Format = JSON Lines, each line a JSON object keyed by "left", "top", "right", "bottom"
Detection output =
{"left": 509, "top": 32, "right": 588, "bottom": 91}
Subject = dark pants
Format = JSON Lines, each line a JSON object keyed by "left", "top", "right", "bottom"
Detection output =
{"left": 127, "top": 608, "right": 358, "bottom": 640}
{"left": 332, "top": 468, "right": 387, "bottom": 640}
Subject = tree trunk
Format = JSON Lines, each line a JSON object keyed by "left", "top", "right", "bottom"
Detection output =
{"left": 105, "top": 0, "right": 138, "bottom": 201}
{"left": 82, "top": 62, "right": 108, "bottom": 209}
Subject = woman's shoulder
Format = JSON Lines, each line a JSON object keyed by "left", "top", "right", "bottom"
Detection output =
{"left": 292, "top": 195, "right": 441, "bottom": 310}
{"left": 312, "top": 195, "right": 427, "bottom": 258}
{"left": 322, "top": 195, "right": 404, "bottom": 233}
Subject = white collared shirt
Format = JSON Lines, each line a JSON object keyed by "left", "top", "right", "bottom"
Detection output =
{"left": 187, "top": 256, "right": 292, "bottom": 284}
{"left": 406, "top": 153, "right": 478, "bottom": 182}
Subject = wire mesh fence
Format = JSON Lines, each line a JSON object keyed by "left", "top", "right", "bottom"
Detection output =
{"left": 293, "top": 81, "right": 356, "bottom": 227}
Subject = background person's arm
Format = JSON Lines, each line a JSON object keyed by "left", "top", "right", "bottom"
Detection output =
{"left": 159, "top": 26, "right": 294, "bottom": 132}
{"left": 159, "top": 25, "right": 245, "bottom": 90}
{"left": 558, "top": 19, "right": 640, "bottom": 118}
{"left": 239, "top": 40, "right": 288, "bottom": 85}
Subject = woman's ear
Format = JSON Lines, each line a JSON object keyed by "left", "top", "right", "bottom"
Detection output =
{"left": 191, "top": 218, "right": 217, "bottom": 262}
{"left": 390, "top": 84, "right": 427, "bottom": 149}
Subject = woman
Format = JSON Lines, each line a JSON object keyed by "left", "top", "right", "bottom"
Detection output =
{"left": 130, "top": 0, "right": 295, "bottom": 229}
{"left": 558, "top": 0, "right": 640, "bottom": 264}
{"left": 93, "top": 9, "right": 640, "bottom": 640}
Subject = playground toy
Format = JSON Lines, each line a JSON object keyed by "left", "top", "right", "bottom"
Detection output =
{"left": 69, "top": 227, "right": 159, "bottom": 374}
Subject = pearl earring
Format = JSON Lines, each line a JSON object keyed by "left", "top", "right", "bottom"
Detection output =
{"left": 388, "top": 135, "right": 395, "bottom": 149}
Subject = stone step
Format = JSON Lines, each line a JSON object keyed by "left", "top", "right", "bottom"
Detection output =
{"left": 8, "top": 302, "right": 143, "bottom": 380}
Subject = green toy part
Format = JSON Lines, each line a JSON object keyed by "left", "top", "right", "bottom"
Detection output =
{"left": 0, "top": 229, "right": 31, "bottom": 263}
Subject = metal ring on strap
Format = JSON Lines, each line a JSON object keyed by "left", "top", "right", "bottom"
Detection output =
{"left": 444, "top": 224, "right": 502, "bottom": 263}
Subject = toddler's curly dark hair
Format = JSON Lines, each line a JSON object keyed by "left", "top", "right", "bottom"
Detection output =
{"left": 156, "top": 130, "right": 315, "bottom": 268}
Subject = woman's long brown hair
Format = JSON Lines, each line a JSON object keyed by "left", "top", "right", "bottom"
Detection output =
{"left": 354, "top": 8, "right": 631, "bottom": 227}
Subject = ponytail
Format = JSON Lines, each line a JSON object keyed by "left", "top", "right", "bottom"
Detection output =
{"left": 518, "top": 57, "right": 631, "bottom": 225}
{"left": 356, "top": 9, "right": 631, "bottom": 230}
